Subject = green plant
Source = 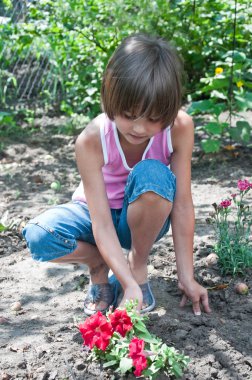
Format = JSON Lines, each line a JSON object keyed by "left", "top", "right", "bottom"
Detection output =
{"left": 207, "top": 179, "right": 252, "bottom": 275}
{"left": 188, "top": 49, "right": 252, "bottom": 153}
{"left": 0, "top": 210, "right": 16, "bottom": 232}
{"left": 0, "top": 111, "right": 17, "bottom": 136}
{"left": 1, "top": 1, "right": 251, "bottom": 116}
{"left": 79, "top": 301, "right": 189, "bottom": 379}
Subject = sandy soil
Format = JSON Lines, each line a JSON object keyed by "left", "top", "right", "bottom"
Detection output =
{"left": 0, "top": 118, "right": 252, "bottom": 380}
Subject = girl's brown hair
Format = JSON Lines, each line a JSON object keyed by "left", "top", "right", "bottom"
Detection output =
{"left": 101, "top": 34, "right": 183, "bottom": 127}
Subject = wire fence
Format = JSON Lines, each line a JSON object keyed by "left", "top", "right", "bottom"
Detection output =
{"left": 0, "top": 0, "right": 61, "bottom": 111}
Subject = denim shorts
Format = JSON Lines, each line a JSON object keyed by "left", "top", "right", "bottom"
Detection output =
{"left": 23, "top": 159, "right": 176, "bottom": 262}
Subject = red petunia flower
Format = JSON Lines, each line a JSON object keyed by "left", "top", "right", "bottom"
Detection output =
{"left": 133, "top": 354, "right": 148, "bottom": 377}
{"left": 237, "top": 179, "right": 250, "bottom": 192}
{"left": 219, "top": 199, "right": 231, "bottom": 208}
{"left": 79, "top": 311, "right": 113, "bottom": 351}
{"left": 129, "top": 337, "right": 147, "bottom": 377}
{"left": 109, "top": 309, "right": 133, "bottom": 337}
{"left": 129, "top": 337, "right": 145, "bottom": 359}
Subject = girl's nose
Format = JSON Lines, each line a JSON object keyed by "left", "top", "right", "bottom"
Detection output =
{"left": 132, "top": 122, "right": 146, "bottom": 135}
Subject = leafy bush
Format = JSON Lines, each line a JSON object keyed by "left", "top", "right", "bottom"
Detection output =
{"left": 0, "top": 0, "right": 251, "bottom": 146}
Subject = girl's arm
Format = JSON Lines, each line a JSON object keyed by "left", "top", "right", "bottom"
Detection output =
{"left": 170, "top": 110, "right": 211, "bottom": 315}
{"left": 75, "top": 117, "right": 143, "bottom": 309}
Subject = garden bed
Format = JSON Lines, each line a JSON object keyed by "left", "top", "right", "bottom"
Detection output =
{"left": 0, "top": 117, "right": 252, "bottom": 379}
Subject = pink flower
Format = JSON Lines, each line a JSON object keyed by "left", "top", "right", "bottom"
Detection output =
{"left": 219, "top": 199, "right": 231, "bottom": 208}
{"left": 133, "top": 354, "right": 147, "bottom": 376}
{"left": 231, "top": 194, "right": 237, "bottom": 198}
{"left": 79, "top": 311, "right": 113, "bottom": 351}
{"left": 129, "top": 337, "right": 147, "bottom": 377}
{"left": 109, "top": 309, "right": 133, "bottom": 337}
{"left": 237, "top": 179, "right": 250, "bottom": 192}
{"left": 129, "top": 337, "right": 145, "bottom": 358}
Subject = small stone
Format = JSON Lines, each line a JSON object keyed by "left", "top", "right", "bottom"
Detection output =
{"left": 235, "top": 283, "right": 249, "bottom": 295}
{"left": 205, "top": 253, "right": 218, "bottom": 266}
{"left": 17, "top": 361, "right": 27, "bottom": 369}
{"left": 10, "top": 302, "right": 22, "bottom": 311}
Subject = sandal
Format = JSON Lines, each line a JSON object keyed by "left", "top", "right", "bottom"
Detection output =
{"left": 84, "top": 283, "right": 116, "bottom": 316}
{"left": 109, "top": 275, "right": 156, "bottom": 314}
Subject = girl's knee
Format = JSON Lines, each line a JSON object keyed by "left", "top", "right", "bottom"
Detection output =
{"left": 138, "top": 191, "right": 169, "bottom": 205}
{"left": 126, "top": 159, "right": 176, "bottom": 204}
{"left": 22, "top": 222, "right": 76, "bottom": 262}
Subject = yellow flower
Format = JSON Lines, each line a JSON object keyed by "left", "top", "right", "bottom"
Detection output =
{"left": 215, "top": 67, "right": 223, "bottom": 75}
{"left": 236, "top": 80, "right": 244, "bottom": 88}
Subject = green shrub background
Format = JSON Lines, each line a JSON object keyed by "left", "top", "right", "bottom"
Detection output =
{"left": 0, "top": 0, "right": 251, "bottom": 151}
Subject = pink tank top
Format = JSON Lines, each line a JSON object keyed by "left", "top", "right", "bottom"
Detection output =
{"left": 72, "top": 113, "right": 173, "bottom": 209}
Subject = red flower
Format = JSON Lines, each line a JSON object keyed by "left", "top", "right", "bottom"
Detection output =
{"left": 79, "top": 311, "right": 113, "bottom": 351}
{"left": 133, "top": 354, "right": 147, "bottom": 377}
{"left": 129, "top": 337, "right": 147, "bottom": 377}
{"left": 219, "top": 199, "right": 231, "bottom": 208}
{"left": 237, "top": 179, "right": 250, "bottom": 192}
{"left": 129, "top": 337, "right": 145, "bottom": 359}
{"left": 109, "top": 309, "right": 133, "bottom": 337}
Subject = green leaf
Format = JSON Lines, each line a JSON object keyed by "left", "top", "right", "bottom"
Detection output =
{"left": 171, "top": 362, "right": 183, "bottom": 378}
{"left": 119, "top": 357, "right": 133, "bottom": 374}
{"left": 235, "top": 92, "right": 252, "bottom": 111}
{"left": 103, "top": 359, "right": 118, "bottom": 368}
{"left": 211, "top": 90, "right": 228, "bottom": 100}
{"left": 134, "top": 330, "right": 159, "bottom": 344}
{"left": 0, "top": 223, "right": 8, "bottom": 232}
{"left": 229, "top": 121, "right": 251, "bottom": 143}
{"left": 204, "top": 122, "right": 223, "bottom": 135}
{"left": 134, "top": 320, "right": 149, "bottom": 333}
{"left": 201, "top": 139, "right": 221, "bottom": 153}
{"left": 187, "top": 100, "right": 215, "bottom": 115}
{"left": 224, "top": 50, "right": 246, "bottom": 63}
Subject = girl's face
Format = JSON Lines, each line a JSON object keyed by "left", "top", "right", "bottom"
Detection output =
{"left": 114, "top": 113, "right": 164, "bottom": 145}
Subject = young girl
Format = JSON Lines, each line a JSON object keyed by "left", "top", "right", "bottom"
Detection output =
{"left": 23, "top": 34, "right": 211, "bottom": 316}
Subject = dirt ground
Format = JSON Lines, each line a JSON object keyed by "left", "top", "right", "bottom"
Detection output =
{"left": 0, "top": 116, "right": 252, "bottom": 380}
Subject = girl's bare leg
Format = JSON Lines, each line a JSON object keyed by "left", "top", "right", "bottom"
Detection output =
{"left": 51, "top": 241, "right": 109, "bottom": 310}
{"left": 127, "top": 192, "right": 172, "bottom": 284}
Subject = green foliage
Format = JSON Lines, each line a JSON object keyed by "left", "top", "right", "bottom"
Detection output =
{"left": 207, "top": 181, "right": 252, "bottom": 276}
{"left": 0, "top": 0, "right": 251, "bottom": 150}
{"left": 0, "top": 111, "right": 17, "bottom": 136}
{"left": 188, "top": 45, "right": 252, "bottom": 152}
{"left": 86, "top": 300, "right": 190, "bottom": 379}
{"left": 0, "top": 210, "right": 17, "bottom": 232}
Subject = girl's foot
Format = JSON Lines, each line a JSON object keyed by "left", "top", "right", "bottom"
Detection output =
{"left": 116, "top": 281, "right": 155, "bottom": 313}
{"left": 84, "top": 283, "right": 116, "bottom": 315}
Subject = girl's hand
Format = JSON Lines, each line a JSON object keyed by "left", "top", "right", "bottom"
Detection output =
{"left": 178, "top": 279, "right": 211, "bottom": 316}
{"left": 118, "top": 284, "right": 143, "bottom": 311}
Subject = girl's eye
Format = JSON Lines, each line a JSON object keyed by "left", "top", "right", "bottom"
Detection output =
{"left": 123, "top": 113, "right": 136, "bottom": 120}
{"left": 148, "top": 117, "right": 159, "bottom": 123}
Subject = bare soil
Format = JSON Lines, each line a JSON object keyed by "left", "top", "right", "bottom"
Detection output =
{"left": 0, "top": 117, "right": 252, "bottom": 380}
